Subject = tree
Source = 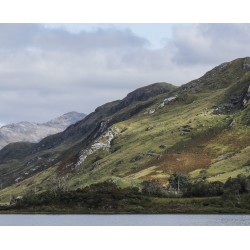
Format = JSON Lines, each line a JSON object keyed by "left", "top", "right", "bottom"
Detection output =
{"left": 141, "top": 180, "right": 164, "bottom": 196}
{"left": 168, "top": 172, "right": 191, "bottom": 193}
{"left": 222, "top": 175, "right": 250, "bottom": 207}
{"left": 224, "top": 174, "right": 250, "bottom": 194}
{"left": 185, "top": 180, "right": 224, "bottom": 197}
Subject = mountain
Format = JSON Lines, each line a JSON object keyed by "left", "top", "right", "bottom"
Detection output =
{"left": 44, "top": 111, "right": 87, "bottom": 129}
{"left": 0, "top": 57, "right": 250, "bottom": 203}
{"left": 0, "top": 112, "right": 86, "bottom": 150}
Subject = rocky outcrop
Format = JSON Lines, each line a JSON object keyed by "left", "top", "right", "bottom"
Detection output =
{"left": 213, "top": 103, "right": 234, "bottom": 115}
{"left": 243, "top": 85, "right": 250, "bottom": 107}
{"left": 130, "top": 150, "right": 159, "bottom": 163}
{"left": 178, "top": 125, "right": 193, "bottom": 135}
{"left": 74, "top": 127, "right": 120, "bottom": 168}
{"left": 213, "top": 83, "right": 250, "bottom": 114}
{"left": 144, "top": 95, "right": 177, "bottom": 116}
{"left": 159, "top": 96, "right": 177, "bottom": 108}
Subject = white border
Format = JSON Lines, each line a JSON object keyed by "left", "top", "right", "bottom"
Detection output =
{"left": 0, "top": 226, "right": 249, "bottom": 250}
{"left": 0, "top": 1, "right": 250, "bottom": 250}
{"left": 0, "top": 0, "right": 249, "bottom": 23}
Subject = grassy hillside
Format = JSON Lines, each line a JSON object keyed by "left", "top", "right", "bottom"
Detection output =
{"left": 0, "top": 57, "right": 250, "bottom": 204}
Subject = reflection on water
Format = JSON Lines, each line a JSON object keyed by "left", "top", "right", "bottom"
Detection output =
{"left": 0, "top": 214, "right": 250, "bottom": 226}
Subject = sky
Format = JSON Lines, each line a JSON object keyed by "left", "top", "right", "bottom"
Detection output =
{"left": 1, "top": 23, "right": 250, "bottom": 125}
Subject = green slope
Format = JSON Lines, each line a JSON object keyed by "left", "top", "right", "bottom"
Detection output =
{"left": 0, "top": 57, "right": 250, "bottom": 203}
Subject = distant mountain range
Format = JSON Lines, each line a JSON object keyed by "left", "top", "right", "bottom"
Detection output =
{"left": 0, "top": 112, "right": 86, "bottom": 149}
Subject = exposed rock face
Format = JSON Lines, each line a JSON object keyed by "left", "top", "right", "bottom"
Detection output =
{"left": 213, "top": 103, "right": 234, "bottom": 115}
{"left": 159, "top": 96, "right": 177, "bottom": 108}
{"left": 74, "top": 127, "right": 120, "bottom": 168}
{"left": 243, "top": 85, "right": 250, "bottom": 107}
{"left": 0, "top": 112, "right": 86, "bottom": 149}
{"left": 178, "top": 125, "right": 193, "bottom": 135}
{"left": 144, "top": 95, "right": 178, "bottom": 115}
{"left": 213, "top": 84, "right": 250, "bottom": 114}
{"left": 148, "top": 109, "right": 155, "bottom": 115}
{"left": 130, "top": 153, "right": 144, "bottom": 162}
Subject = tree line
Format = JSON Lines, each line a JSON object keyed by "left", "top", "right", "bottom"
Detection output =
{"left": 9, "top": 172, "right": 250, "bottom": 211}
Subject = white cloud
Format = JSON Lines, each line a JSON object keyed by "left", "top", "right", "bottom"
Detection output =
{"left": 172, "top": 24, "right": 250, "bottom": 64}
{"left": 0, "top": 24, "right": 250, "bottom": 124}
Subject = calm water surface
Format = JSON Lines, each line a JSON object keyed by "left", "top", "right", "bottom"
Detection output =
{"left": 0, "top": 214, "right": 250, "bottom": 226}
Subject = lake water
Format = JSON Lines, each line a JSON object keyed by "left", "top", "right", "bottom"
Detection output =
{"left": 0, "top": 214, "right": 250, "bottom": 226}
